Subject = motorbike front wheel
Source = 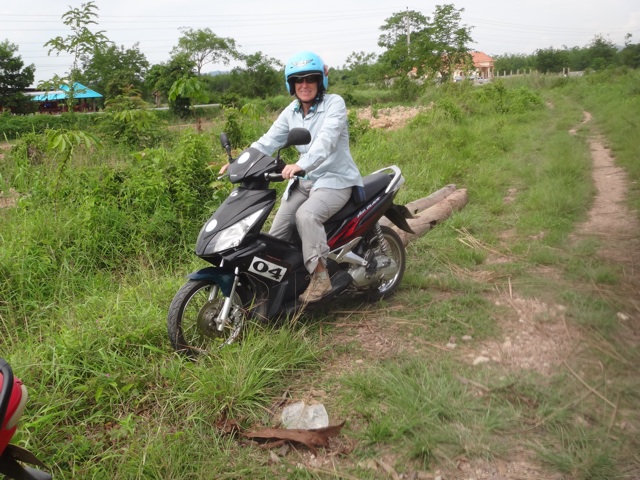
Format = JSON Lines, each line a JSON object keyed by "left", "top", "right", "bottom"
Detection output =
{"left": 167, "top": 279, "right": 264, "bottom": 357}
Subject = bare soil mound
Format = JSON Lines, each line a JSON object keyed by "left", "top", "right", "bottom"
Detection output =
{"left": 356, "top": 105, "right": 429, "bottom": 130}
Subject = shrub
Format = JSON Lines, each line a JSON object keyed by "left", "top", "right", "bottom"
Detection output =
{"left": 96, "top": 109, "right": 166, "bottom": 149}
{"left": 347, "top": 109, "right": 371, "bottom": 144}
{"left": 0, "top": 112, "right": 94, "bottom": 140}
{"left": 7, "top": 132, "right": 47, "bottom": 165}
{"left": 510, "top": 87, "right": 544, "bottom": 113}
{"left": 392, "top": 76, "right": 422, "bottom": 103}
{"left": 435, "top": 98, "right": 464, "bottom": 122}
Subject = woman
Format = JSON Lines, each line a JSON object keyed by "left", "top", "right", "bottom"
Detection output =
{"left": 251, "top": 51, "right": 363, "bottom": 303}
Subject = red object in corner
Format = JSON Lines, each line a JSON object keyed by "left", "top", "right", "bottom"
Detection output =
{"left": 0, "top": 374, "right": 25, "bottom": 456}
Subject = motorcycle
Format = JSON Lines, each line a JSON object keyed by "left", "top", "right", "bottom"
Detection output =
{"left": 0, "top": 358, "right": 52, "bottom": 480}
{"left": 167, "top": 128, "right": 414, "bottom": 357}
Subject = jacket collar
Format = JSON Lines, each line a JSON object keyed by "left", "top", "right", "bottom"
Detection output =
{"left": 293, "top": 96, "right": 324, "bottom": 115}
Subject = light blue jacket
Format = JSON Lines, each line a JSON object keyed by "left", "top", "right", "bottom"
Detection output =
{"left": 251, "top": 94, "right": 363, "bottom": 198}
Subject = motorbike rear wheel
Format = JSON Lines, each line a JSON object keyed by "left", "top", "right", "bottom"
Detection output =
{"left": 366, "top": 225, "right": 407, "bottom": 300}
{"left": 167, "top": 279, "right": 265, "bottom": 357}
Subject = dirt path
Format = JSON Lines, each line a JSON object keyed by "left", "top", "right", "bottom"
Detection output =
{"left": 577, "top": 121, "right": 640, "bottom": 290}
{"left": 464, "top": 112, "right": 640, "bottom": 479}
{"left": 476, "top": 111, "right": 640, "bottom": 379}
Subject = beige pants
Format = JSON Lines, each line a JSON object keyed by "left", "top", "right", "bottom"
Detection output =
{"left": 269, "top": 180, "right": 352, "bottom": 274}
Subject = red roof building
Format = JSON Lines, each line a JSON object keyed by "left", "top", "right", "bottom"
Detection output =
{"left": 452, "top": 51, "right": 495, "bottom": 81}
{"left": 471, "top": 51, "right": 495, "bottom": 79}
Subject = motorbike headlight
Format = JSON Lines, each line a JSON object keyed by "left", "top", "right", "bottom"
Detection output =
{"left": 211, "top": 208, "right": 264, "bottom": 253}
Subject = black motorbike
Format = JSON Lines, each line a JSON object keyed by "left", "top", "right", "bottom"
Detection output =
{"left": 0, "top": 359, "right": 52, "bottom": 480}
{"left": 167, "top": 128, "right": 414, "bottom": 356}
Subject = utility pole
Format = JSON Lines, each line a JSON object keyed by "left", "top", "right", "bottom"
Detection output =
{"left": 404, "top": 7, "right": 411, "bottom": 47}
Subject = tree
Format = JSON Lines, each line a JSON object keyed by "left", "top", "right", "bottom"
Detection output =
{"left": 0, "top": 40, "right": 35, "bottom": 113}
{"left": 43, "top": 1, "right": 110, "bottom": 110}
{"left": 587, "top": 34, "right": 618, "bottom": 70}
{"left": 338, "top": 51, "right": 381, "bottom": 85}
{"left": 378, "top": 4, "right": 474, "bottom": 82}
{"left": 79, "top": 43, "right": 149, "bottom": 99}
{"left": 378, "top": 9, "right": 429, "bottom": 75}
{"left": 226, "top": 52, "right": 282, "bottom": 99}
{"left": 620, "top": 34, "right": 640, "bottom": 69}
{"left": 169, "top": 76, "right": 207, "bottom": 117}
{"left": 493, "top": 53, "right": 534, "bottom": 74}
{"left": 566, "top": 46, "right": 590, "bottom": 71}
{"left": 534, "top": 47, "right": 569, "bottom": 73}
{"left": 171, "top": 27, "right": 239, "bottom": 75}
{"left": 146, "top": 53, "right": 197, "bottom": 116}
{"left": 415, "top": 4, "right": 474, "bottom": 81}
{"left": 344, "top": 51, "right": 378, "bottom": 71}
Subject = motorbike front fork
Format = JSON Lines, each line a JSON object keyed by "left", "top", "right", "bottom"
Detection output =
{"left": 212, "top": 266, "right": 240, "bottom": 331}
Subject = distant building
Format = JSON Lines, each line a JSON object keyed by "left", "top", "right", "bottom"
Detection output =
{"left": 26, "top": 82, "right": 103, "bottom": 114}
{"left": 471, "top": 51, "right": 495, "bottom": 79}
{"left": 410, "top": 51, "right": 495, "bottom": 83}
{"left": 452, "top": 51, "right": 495, "bottom": 81}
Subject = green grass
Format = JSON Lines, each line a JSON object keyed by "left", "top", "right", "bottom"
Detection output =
{"left": 2, "top": 68, "right": 639, "bottom": 479}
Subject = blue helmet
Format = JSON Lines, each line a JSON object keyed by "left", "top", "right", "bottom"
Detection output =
{"left": 284, "top": 51, "right": 328, "bottom": 95}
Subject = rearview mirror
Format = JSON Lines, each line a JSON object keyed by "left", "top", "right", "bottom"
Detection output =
{"left": 283, "top": 128, "right": 311, "bottom": 148}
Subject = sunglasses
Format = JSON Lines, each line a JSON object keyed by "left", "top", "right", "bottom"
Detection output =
{"left": 294, "top": 75, "right": 321, "bottom": 84}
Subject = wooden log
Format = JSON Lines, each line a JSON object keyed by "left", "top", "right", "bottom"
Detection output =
{"left": 403, "top": 184, "right": 457, "bottom": 215}
{"left": 380, "top": 184, "right": 457, "bottom": 230}
{"left": 392, "top": 189, "right": 468, "bottom": 246}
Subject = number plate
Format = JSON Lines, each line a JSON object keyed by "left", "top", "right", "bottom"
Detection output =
{"left": 249, "top": 256, "right": 287, "bottom": 282}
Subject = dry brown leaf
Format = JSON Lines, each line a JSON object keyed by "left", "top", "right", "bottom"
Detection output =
{"left": 241, "top": 421, "right": 346, "bottom": 455}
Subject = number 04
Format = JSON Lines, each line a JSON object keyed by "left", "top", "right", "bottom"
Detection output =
{"left": 249, "top": 257, "right": 287, "bottom": 282}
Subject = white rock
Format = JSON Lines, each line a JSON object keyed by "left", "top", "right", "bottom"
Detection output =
{"left": 473, "top": 356, "right": 490, "bottom": 365}
{"left": 281, "top": 401, "right": 329, "bottom": 430}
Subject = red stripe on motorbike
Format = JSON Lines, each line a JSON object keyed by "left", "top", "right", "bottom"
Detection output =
{"left": 328, "top": 206, "right": 378, "bottom": 248}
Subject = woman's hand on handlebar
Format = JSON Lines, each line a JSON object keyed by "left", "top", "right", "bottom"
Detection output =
{"left": 281, "top": 164, "right": 303, "bottom": 180}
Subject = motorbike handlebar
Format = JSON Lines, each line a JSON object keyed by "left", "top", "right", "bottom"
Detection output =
{"left": 264, "top": 171, "right": 306, "bottom": 182}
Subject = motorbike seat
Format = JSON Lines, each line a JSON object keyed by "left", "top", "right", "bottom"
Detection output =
{"left": 329, "top": 171, "right": 392, "bottom": 223}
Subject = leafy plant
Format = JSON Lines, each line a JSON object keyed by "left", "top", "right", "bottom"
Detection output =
{"left": 42, "top": 1, "right": 109, "bottom": 112}
{"left": 222, "top": 106, "right": 243, "bottom": 148}
{"left": 99, "top": 90, "right": 166, "bottom": 148}
{"left": 46, "top": 128, "right": 102, "bottom": 175}
{"left": 169, "top": 76, "right": 208, "bottom": 118}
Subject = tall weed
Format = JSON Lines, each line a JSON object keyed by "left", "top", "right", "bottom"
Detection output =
{"left": 0, "top": 129, "right": 226, "bottom": 322}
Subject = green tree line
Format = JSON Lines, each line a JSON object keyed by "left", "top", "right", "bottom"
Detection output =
{"left": 1, "top": 1, "right": 639, "bottom": 117}
{"left": 494, "top": 33, "right": 640, "bottom": 74}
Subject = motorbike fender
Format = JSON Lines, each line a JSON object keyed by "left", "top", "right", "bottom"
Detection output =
{"left": 385, "top": 204, "right": 415, "bottom": 234}
{"left": 187, "top": 267, "right": 235, "bottom": 297}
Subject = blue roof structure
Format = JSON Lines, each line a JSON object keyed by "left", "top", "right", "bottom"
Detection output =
{"left": 31, "top": 82, "right": 103, "bottom": 101}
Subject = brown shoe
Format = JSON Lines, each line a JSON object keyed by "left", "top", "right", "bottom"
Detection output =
{"left": 299, "top": 272, "right": 332, "bottom": 303}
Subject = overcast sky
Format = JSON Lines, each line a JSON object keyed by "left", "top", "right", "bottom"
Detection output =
{"left": 3, "top": 0, "right": 639, "bottom": 85}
